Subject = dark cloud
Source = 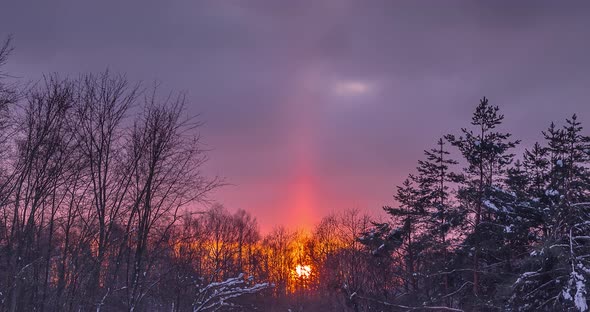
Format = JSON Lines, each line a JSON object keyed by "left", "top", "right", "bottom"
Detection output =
{"left": 2, "top": 0, "right": 590, "bottom": 231}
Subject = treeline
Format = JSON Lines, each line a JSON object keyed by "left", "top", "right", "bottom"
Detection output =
{"left": 0, "top": 39, "right": 237, "bottom": 311}
{"left": 172, "top": 205, "right": 384, "bottom": 311}
{"left": 266, "top": 95, "right": 590, "bottom": 311}
{"left": 2, "top": 37, "right": 590, "bottom": 312}
{"left": 0, "top": 37, "right": 380, "bottom": 312}
{"left": 357, "top": 98, "right": 590, "bottom": 311}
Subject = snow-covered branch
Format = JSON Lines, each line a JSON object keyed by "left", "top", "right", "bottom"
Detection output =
{"left": 192, "top": 274, "right": 270, "bottom": 312}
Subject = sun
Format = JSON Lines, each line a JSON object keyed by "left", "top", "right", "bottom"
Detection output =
{"left": 295, "top": 264, "right": 311, "bottom": 278}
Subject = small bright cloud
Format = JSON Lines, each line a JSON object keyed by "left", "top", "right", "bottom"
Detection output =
{"left": 333, "top": 80, "right": 372, "bottom": 96}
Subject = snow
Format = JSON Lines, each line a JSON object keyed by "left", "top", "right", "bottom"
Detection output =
{"left": 474, "top": 140, "right": 481, "bottom": 147}
{"left": 578, "top": 263, "right": 590, "bottom": 275}
{"left": 515, "top": 272, "right": 537, "bottom": 286}
{"left": 192, "top": 274, "right": 270, "bottom": 312}
{"left": 483, "top": 200, "right": 498, "bottom": 211}
{"left": 545, "top": 189, "right": 559, "bottom": 196}
{"left": 563, "top": 272, "right": 588, "bottom": 311}
{"left": 372, "top": 244, "right": 385, "bottom": 255}
{"left": 574, "top": 273, "right": 588, "bottom": 312}
{"left": 557, "top": 159, "right": 564, "bottom": 167}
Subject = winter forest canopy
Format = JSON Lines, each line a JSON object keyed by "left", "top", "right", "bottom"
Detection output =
{"left": 1, "top": 33, "right": 590, "bottom": 312}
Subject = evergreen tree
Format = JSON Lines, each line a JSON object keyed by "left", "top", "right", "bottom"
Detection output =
{"left": 510, "top": 115, "right": 590, "bottom": 311}
{"left": 415, "top": 138, "right": 464, "bottom": 306}
{"left": 522, "top": 142, "right": 550, "bottom": 200}
{"left": 358, "top": 100, "right": 590, "bottom": 311}
{"left": 385, "top": 177, "right": 427, "bottom": 294}
{"left": 446, "top": 97, "right": 519, "bottom": 307}
{"left": 360, "top": 176, "right": 427, "bottom": 305}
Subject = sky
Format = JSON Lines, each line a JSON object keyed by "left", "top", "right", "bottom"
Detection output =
{"left": 2, "top": 1, "right": 590, "bottom": 233}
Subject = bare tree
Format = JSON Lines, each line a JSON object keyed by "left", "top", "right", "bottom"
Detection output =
{"left": 122, "top": 89, "right": 219, "bottom": 311}
{"left": 0, "top": 36, "right": 17, "bottom": 154}
{"left": 72, "top": 72, "right": 140, "bottom": 310}
{"left": 2, "top": 75, "right": 75, "bottom": 312}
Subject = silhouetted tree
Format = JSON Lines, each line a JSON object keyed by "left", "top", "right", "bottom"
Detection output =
{"left": 446, "top": 97, "right": 518, "bottom": 308}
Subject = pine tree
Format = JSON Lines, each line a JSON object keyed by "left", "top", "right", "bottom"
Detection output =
{"left": 384, "top": 177, "right": 427, "bottom": 294}
{"left": 500, "top": 159, "right": 544, "bottom": 291}
{"left": 360, "top": 175, "right": 428, "bottom": 304}
{"left": 510, "top": 115, "right": 590, "bottom": 311}
{"left": 522, "top": 142, "right": 550, "bottom": 200}
{"left": 446, "top": 97, "right": 519, "bottom": 305}
{"left": 415, "top": 138, "right": 463, "bottom": 306}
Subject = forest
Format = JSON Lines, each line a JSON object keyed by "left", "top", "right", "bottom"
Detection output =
{"left": 1, "top": 37, "right": 590, "bottom": 312}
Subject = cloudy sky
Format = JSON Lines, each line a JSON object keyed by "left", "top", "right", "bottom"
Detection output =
{"left": 2, "top": 1, "right": 590, "bottom": 232}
